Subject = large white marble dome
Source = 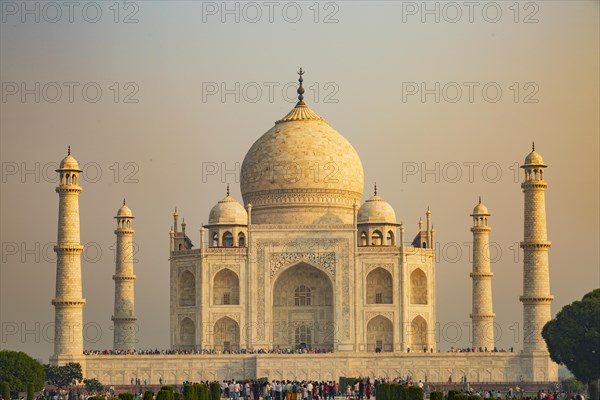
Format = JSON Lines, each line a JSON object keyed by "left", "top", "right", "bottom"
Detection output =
{"left": 240, "top": 102, "right": 364, "bottom": 225}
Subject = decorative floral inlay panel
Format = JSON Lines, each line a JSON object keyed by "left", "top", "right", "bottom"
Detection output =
{"left": 270, "top": 252, "right": 335, "bottom": 277}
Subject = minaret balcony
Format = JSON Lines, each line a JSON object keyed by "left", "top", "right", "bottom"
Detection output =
{"left": 520, "top": 295, "right": 554, "bottom": 303}
{"left": 111, "top": 316, "right": 137, "bottom": 322}
{"left": 519, "top": 241, "right": 551, "bottom": 249}
{"left": 55, "top": 186, "right": 83, "bottom": 194}
{"left": 113, "top": 275, "right": 136, "bottom": 281}
{"left": 52, "top": 299, "right": 86, "bottom": 306}
{"left": 470, "top": 272, "right": 493, "bottom": 278}
{"left": 469, "top": 313, "right": 496, "bottom": 319}
{"left": 521, "top": 181, "right": 548, "bottom": 189}
{"left": 54, "top": 244, "right": 84, "bottom": 253}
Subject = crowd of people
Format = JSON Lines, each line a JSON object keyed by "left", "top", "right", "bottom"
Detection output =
{"left": 220, "top": 380, "right": 351, "bottom": 400}
{"left": 83, "top": 348, "right": 515, "bottom": 356}
{"left": 83, "top": 348, "right": 334, "bottom": 356}
{"left": 11, "top": 378, "right": 586, "bottom": 400}
{"left": 446, "top": 347, "right": 514, "bottom": 353}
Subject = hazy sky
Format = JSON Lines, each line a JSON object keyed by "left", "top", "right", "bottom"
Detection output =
{"left": 1, "top": 1, "right": 598, "bottom": 362}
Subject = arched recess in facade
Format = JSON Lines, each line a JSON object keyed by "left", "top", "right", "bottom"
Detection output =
{"left": 213, "top": 316, "right": 240, "bottom": 352}
{"left": 410, "top": 268, "right": 428, "bottom": 305}
{"left": 179, "top": 317, "right": 195, "bottom": 349}
{"left": 272, "top": 262, "right": 334, "bottom": 351}
{"left": 366, "top": 315, "right": 393, "bottom": 352}
{"left": 366, "top": 267, "right": 393, "bottom": 304}
{"left": 409, "top": 315, "right": 428, "bottom": 351}
{"left": 213, "top": 268, "right": 240, "bottom": 305}
{"left": 178, "top": 271, "right": 195, "bottom": 307}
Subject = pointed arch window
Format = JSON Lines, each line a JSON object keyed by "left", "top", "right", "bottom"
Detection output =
{"left": 222, "top": 231, "right": 234, "bottom": 247}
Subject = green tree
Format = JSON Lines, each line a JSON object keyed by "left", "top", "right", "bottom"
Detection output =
{"left": 1, "top": 383, "right": 11, "bottom": 400}
{"left": 26, "top": 384, "right": 34, "bottom": 400}
{"left": 143, "top": 391, "right": 155, "bottom": 400}
{"left": 44, "top": 363, "right": 83, "bottom": 389}
{"left": 542, "top": 289, "right": 600, "bottom": 391}
{"left": 84, "top": 378, "right": 104, "bottom": 394}
{"left": 561, "top": 377, "right": 586, "bottom": 394}
{"left": 0, "top": 351, "right": 45, "bottom": 395}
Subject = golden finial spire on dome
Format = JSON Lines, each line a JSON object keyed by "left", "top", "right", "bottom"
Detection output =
{"left": 123, "top": 198, "right": 126, "bottom": 206}
{"left": 275, "top": 69, "right": 326, "bottom": 124}
{"left": 68, "top": 145, "right": 71, "bottom": 155}
{"left": 226, "top": 183, "right": 230, "bottom": 196}
{"left": 479, "top": 196, "right": 482, "bottom": 204}
{"left": 532, "top": 141, "right": 535, "bottom": 151}
{"left": 297, "top": 67, "right": 305, "bottom": 106}
{"left": 374, "top": 182, "right": 377, "bottom": 196}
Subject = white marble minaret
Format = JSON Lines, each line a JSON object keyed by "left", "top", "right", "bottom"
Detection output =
{"left": 52, "top": 147, "right": 86, "bottom": 359}
{"left": 520, "top": 143, "right": 554, "bottom": 352}
{"left": 470, "top": 197, "right": 495, "bottom": 351}
{"left": 112, "top": 200, "right": 137, "bottom": 351}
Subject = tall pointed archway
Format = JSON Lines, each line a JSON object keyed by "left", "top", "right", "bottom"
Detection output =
{"left": 272, "top": 262, "right": 334, "bottom": 351}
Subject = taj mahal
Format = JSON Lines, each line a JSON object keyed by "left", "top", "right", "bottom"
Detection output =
{"left": 49, "top": 71, "right": 557, "bottom": 383}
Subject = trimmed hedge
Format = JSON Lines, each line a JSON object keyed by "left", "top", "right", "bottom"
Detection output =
{"left": 376, "top": 383, "right": 417, "bottom": 400}
{"left": 210, "top": 382, "right": 221, "bottom": 400}
{"left": 200, "top": 384, "right": 209, "bottom": 400}
{"left": 144, "top": 391, "right": 155, "bottom": 400}
{"left": 183, "top": 385, "right": 195, "bottom": 400}
{"left": 157, "top": 390, "right": 173, "bottom": 400}
{"left": 119, "top": 393, "right": 134, "bottom": 400}
{"left": 375, "top": 383, "right": 383, "bottom": 400}
{"left": 467, "top": 395, "right": 481, "bottom": 400}
{"left": 88, "top": 397, "right": 105, "bottom": 400}
{"left": 375, "top": 383, "right": 388, "bottom": 400}
{"left": 400, "top": 385, "right": 410, "bottom": 400}
{"left": 408, "top": 386, "right": 423, "bottom": 400}
{"left": 448, "top": 390, "right": 462, "bottom": 400}
{"left": 193, "top": 384, "right": 208, "bottom": 400}
{"left": 455, "top": 395, "right": 468, "bottom": 400}
{"left": 430, "top": 392, "right": 443, "bottom": 400}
